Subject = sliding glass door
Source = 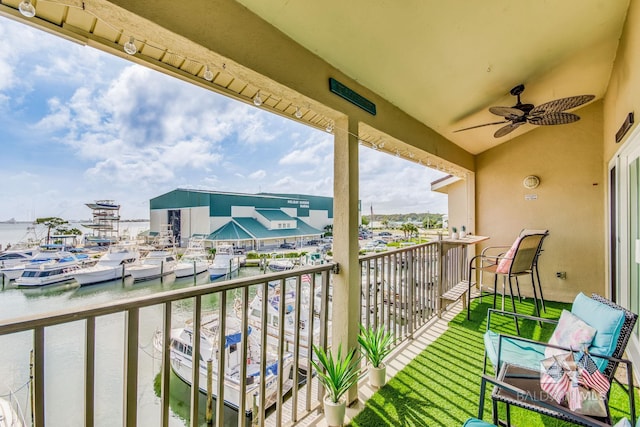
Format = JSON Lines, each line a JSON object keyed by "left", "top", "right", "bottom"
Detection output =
{"left": 611, "top": 133, "right": 640, "bottom": 359}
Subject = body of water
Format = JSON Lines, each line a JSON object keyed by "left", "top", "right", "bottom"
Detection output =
{"left": 0, "top": 222, "right": 264, "bottom": 426}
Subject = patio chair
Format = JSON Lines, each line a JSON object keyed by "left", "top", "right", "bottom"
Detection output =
{"left": 517, "top": 229, "right": 549, "bottom": 313}
{"left": 481, "top": 293, "right": 637, "bottom": 426}
{"left": 475, "top": 374, "right": 618, "bottom": 427}
{"left": 466, "top": 231, "right": 548, "bottom": 325}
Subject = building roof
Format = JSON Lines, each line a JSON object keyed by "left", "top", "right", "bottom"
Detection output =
{"left": 255, "top": 209, "right": 294, "bottom": 221}
{"left": 207, "top": 221, "right": 253, "bottom": 241}
{"left": 211, "top": 217, "right": 322, "bottom": 241}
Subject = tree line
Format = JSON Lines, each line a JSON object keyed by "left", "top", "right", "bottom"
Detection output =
{"left": 361, "top": 212, "right": 445, "bottom": 230}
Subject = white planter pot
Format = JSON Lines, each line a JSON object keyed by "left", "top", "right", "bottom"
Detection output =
{"left": 459, "top": 230, "right": 466, "bottom": 238}
{"left": 324, "top": 397, "right": 346, "bottom": 426}
{"left": 451, "top": 232, "right": 459, "bottom": 240}
{"left": 369, "top": 364, "right": 386, "bottom": 388}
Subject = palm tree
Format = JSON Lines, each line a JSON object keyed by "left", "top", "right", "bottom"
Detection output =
{"left": 36, "top": 217, "right": 69, "bottom": 245}
{"left": 400, "top": 223, "right": 418, "bottom": 238}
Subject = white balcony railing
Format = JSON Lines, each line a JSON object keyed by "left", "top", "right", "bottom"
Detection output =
{"left": 0, "top": 241, "right": 464, "bottom": 427}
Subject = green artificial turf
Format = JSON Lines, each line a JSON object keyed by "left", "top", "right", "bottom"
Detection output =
{"left": 350, "top": 296, "right": 639, "bottom": 427}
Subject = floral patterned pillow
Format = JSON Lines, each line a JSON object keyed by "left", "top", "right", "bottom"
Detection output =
{"left": 545, "top": 309, "right": 597, "bottom": 358}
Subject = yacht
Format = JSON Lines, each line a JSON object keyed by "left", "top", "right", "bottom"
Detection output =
{"left": 267, "top": 258, "right": 295, "bottom": 272}
{"left": 243, "top": 277, "right": 321, "bottom": 372}
{"left": 0, "top": 246, "right": 43, "bottom": 281}
{"left": 0, "top": 248, "right": 37, "bottom": 268}
{"left": 128, "top": 249, "right": 177, "bottom": 281}
{"left": 15, "top": 251, "right": 90, "bottom": 287}
{"left": 208, "top": 245, "right": 240, "bottom": 280}
{"left": 72, "top": 243, "right": 140, "bottom": 286}
{"left": 174, "top": 238, "right": 210, "bottom": 278}
{"left": 162, "top": 315, "right": 293, "bottom": 415}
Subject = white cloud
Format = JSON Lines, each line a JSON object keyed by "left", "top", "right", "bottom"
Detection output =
{"left": 248, "top": 170, "right": 267, "bottom": 180}
{"left": 0, "top": 15, "right": 449, "bottom": 221}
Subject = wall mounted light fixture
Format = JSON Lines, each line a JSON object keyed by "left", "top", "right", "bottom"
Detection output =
{"left": 523, "top": 175, "right": 540, "bottom": 189}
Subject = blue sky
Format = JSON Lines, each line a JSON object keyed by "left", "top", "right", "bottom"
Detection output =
{"left": 0, "top": 15, "right": 448, "bottom": 221}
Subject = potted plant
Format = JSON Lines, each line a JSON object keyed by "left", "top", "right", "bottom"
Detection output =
{"left": 311, "top": 344, "right": 361, "bottom": 427}
{"left": 451, "top": 226, "right": 459, "bottom": 240}
{"left": 358, "top": 324, "right": 393, "bottom": 388}
{"left": 460, "top": 225, "right": 467, "bottom": 238}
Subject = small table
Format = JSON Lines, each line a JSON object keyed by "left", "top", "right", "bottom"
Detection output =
{"left": 437, "top": 235, "right": 489, "bottom": 316}
{"left": 486, "top": 363, "right": 610, "bottom": 427}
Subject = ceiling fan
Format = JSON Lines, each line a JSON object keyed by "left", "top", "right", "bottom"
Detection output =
{"left": 454, "top": 84, "right": 595, "bottom": 138}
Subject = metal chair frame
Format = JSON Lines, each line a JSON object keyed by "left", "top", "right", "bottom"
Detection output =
{"left": 467, "top": 232, "right": 548, "bottom": 328}
{"left": 479, "top": 294, "right": 638, "bottom": 426}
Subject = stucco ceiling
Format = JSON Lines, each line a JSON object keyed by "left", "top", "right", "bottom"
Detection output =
{"left": 235, "top": 0, "right": 630, "bottom": 154}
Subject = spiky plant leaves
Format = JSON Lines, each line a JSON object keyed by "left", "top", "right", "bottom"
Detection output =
{"left": 311, "top": 343, "right": 361, "bottom": 403}
{"left": 358, "top": 323, "right": 393, "bottom": 368}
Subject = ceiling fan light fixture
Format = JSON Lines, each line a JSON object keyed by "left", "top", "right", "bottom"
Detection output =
{"left": 454, "top": 84, "right": 595, "bottom": 138}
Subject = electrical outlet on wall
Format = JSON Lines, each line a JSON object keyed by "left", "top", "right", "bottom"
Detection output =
{"left": 556, "top": 272, "right": 567, "bottom": 279}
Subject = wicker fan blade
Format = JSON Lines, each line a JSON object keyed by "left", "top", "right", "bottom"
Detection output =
{"left": 489, "top": 106, "right": 525, "bottom": 118}
{"left": 453, "top": 120, "right": 509, "bottom": 133}
{"left": 494, "top": 122, "right": 523, "bottom": 138}
{"left": 530, "top": 95, "right": 594, "bottom": 115}
{"left": 527, "top": 112, "right": 580, "bottom": 125}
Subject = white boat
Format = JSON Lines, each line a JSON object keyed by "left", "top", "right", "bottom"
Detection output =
{"left": 267, "top": 258, "right": 295, "bottom": 272}
{"left": 164, "top": 315, "right": 293, "bottom": 415}
{"left": 15, "top": 251, "right": 89, "bottom": 287}
{"left": 0, "top": 248, "right": 40, "bottom": 281}
{"left": 0, "top": 248, "right": 37, "bottom": 269}
{"left": 85, "top": 200, "right": 120, "bottom": 210}
{"left": 128, "top": 249, "right": 177, "bottom": 281}
{"left": 0, "top": 265, "right": 27, "bottom": 281}
{"left": 174, "top": 238, "right": 210, "bottom": 278}
{"left": 208, "top": 245, "right": 240, "bottom": 280}
{"left": 0, "top": 395, "right": 25, "bottom": 427}
{"left": 243, "top": 276, "right": 320, "bottom": 371}
{"left": 72, "top": 243, "right": 140, "bottom": 286}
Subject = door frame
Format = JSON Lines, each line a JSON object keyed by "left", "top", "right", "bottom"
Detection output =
{"left": 609, "top": 124, "right": 640, "bottom": 373}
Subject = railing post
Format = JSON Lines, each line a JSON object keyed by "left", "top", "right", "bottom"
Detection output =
{"left": 190, "top": 296, "right": 202, "bottom": 427}
{"left": 123, "top": 308, "right": 139, "bottom": 427}
{"left": 216, "top": 292, "right": 227, "bottom": 427}
{"left": 33, "top": 327, "right": 45, "bottom": 427}
{"left": 436, "top": 240, "right": 443, "bottom": 318}
{"left": 160, "top": 302, "right": 172, "bottom": 427}
{"left": 85, "top": 316, "right": 95, "bottom": 427}
{"left": 407, "top": 249, "right": 414, "bottom": 338}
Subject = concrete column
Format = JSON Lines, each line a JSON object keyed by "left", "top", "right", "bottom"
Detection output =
{"left": 331, "top": 115, "right": 360, "bottom": 404}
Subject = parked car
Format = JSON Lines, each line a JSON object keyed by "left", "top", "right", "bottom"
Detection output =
{"left": 379, "top": 231, "right": 392, "bottom": 237}
{"left": 280, "top": 242, "right": 296, "bottom": 249}
{"left": 307, "top": 239, "right": 321, "bottom": 246}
